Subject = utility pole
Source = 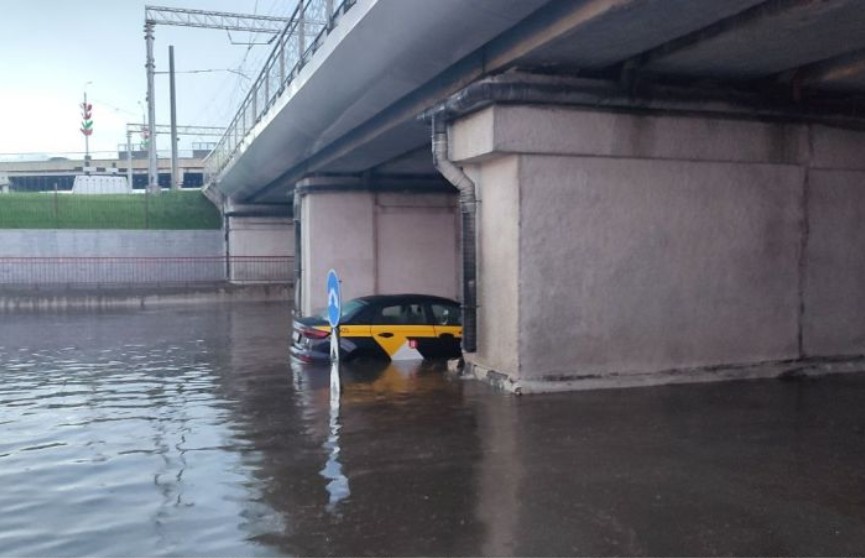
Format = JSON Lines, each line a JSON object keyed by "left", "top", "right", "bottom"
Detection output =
{"left": 145, "top": 21, "right": 159, "bottom": 193}
{"left": 169, "top": 45, "right": 180, "bottom": 190}
{"left": 126, "top": 127, "right": 134, "bottom": 189}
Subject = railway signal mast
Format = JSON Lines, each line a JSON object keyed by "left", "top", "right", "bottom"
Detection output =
{"left": 80, "top": 95, "right": 94, "bottom": 172}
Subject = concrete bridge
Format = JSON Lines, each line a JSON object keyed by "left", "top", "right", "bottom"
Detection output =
{"left": 204, "top": 0, "right": 865, "bottom": 392}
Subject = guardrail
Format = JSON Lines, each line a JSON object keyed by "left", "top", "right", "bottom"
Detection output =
{"left": 204, "top": 0, "right": 356, "bottom": 182}
{"left": 0, "top": 256, "right": 293, "bottom": 287}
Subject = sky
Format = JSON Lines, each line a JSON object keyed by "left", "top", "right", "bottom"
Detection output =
{"left": 0, "top": 0, "right": 297, "bottom": 156}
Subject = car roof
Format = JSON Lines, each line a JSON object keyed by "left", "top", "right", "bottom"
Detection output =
{"left": 351, "top": 293, "right": 459, "bottom": 306}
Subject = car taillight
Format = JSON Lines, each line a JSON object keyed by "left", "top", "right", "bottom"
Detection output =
{"left": 301, "top": 327, "right": 330, "bottom": 340}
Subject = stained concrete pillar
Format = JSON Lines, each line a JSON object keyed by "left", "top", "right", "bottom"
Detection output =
{"left": 297, "top": 182, "right": 459, "bottom": 316}
{"left": 448, "top": 104, "right": 865, "bottom": 392}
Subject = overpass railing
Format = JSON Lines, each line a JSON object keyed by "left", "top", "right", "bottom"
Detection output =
{"left": 204, "top": 0, "right": 356, "bottom": 183}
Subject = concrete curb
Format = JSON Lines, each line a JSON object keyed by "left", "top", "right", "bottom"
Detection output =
{"left": 465, "top": 356, "right": 865, "bottom": 394}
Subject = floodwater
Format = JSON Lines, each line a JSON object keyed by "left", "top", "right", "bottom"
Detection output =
{"left": 1, "top": 303, "right": 865, "bottom": 556}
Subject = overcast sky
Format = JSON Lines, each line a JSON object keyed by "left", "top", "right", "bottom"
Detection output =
{"left": 0, "top": 0, "right": 297, "bottom": 155}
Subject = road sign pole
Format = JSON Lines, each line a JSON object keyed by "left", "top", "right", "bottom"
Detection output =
{"left": 327, "top": 269, "right": 342, "bottom": 397}
{"left": 330, "top": 327, "right": 340, "bottom": 363}
{"left": 327, "top": 269, "right": 342, "bottom": 364}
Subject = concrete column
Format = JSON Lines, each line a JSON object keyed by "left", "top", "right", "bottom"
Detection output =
{"left": 225, "top": 215, "right": 294, "bottom": 284}
{"left": 449, "top": 104, "right": 865, "bottom": 392}
{"left": 298, "top": 186, "right": 459, "bottom": 316}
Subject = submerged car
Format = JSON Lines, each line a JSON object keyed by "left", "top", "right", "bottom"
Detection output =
{"left": 291, "top": 294, "right": 462, "bottom": 362}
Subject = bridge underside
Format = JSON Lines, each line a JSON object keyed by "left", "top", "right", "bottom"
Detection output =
{"left": 208, "top": 0, "right": 865, "bottom": 390}
{"left": 209, "top": 0, "right": 865, "bottom": 205}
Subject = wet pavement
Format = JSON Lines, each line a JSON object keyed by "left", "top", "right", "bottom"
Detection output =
{"left": 1, "top": 303, "right": 864, "bottom": 556}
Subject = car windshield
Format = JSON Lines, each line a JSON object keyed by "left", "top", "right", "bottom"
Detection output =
{"left": 312, "top": 299, "right": 367, "bottom": 321}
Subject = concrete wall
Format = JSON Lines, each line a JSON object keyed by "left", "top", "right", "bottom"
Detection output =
{"left": 300, "top": 190, "right": 459, "bottom": 315}
{"left": 451, "top": 105, "right": 865, "bottom": 389}
{"left": 0, "top": 230, "right": 223, "bottom": 257}
{"left": 0, "top": 230, "right": 225, "bottom": 284}
{"left": 227, "top": 216, "right": 294, "bottom": 283}
{"left": 474, "top": 158, "right": 521, "bottom": 377}
{"left": 518, "top": 156, "right": 802, "bottom": 377}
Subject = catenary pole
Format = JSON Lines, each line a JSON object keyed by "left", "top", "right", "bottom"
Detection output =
{"left": 145, "top": 22, "right": 159, "bottom": 193}
{"left": 169, "top": 45, "right": 179, "bottom": 190}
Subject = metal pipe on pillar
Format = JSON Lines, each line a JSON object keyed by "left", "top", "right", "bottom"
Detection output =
{"left": 293, "top": 188, "right": 303, "bottom": 313}
{"left": 431, "top": 115, "right": 477, "bottom": 353}
{"left": 169, "top": 45, "right": 180, "bottom": 190}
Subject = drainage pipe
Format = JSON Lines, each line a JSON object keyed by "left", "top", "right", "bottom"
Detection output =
{"left": 293, "top": 188, "right": 303, "bottom": 313}
{"left": 431, "top": 115, "right": 477, "bottom": 353}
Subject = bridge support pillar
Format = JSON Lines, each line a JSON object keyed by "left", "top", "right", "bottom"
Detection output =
{"left": 295, "top": 181, "right": 459, "bottom": 316}
{"left": 225, "top": 211, "right": 294, "bottom": 284}
{"left": 448, "top": 104, "right": 865, "bottom": 392}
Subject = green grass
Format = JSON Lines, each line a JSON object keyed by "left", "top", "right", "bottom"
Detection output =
{"left": 0, "top": 191, "right": 222, "bottom": 230}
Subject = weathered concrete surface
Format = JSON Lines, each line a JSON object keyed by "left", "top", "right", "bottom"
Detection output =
{"left": 519, "top": 156, "right": 802, "bottom": 378}
{"left": 473, "top": 157, "right": 520, "bottom": 377}
{"left": 300, "top": 190, "right": 458, "bottom": 315}
{"left": 0, "top": 230, "right": 227, "bottom": 284}
{"left": 804, "top": 169, "right": 865, "bottom": 356}
{"left": 0, "top": 283, "right": 291, "bottom": 312}
{"left": 0, "top": 230, "right": 223, "bottom": 258}
{"left": 452, "top": 104, "right": 865, "bottom": 390}
{"left": 452, "top": 105, "right": 806, "bottom": 165}
{"left": 226, "top": 216, "right": 294, "bottom": 283}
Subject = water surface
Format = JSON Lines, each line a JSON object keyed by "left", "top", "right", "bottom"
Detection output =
{"left": 2, "top": 303, "right": 865, "bottom": 556}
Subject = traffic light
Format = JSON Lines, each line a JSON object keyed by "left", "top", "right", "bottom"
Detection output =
{"left": 80, "top": 102, "right": 93, "bottom": 136}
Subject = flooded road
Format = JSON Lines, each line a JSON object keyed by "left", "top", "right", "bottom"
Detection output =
{"left": 1, "top": 303, "right": 865, "bottom": 556}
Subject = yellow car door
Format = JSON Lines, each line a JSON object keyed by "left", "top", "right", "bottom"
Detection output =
{"left": 369, "top": 302, "right": 437, "bottom": 360}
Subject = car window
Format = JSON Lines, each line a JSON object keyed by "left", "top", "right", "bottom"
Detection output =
{"left": 372, "top": 303, "right": 428, "bottom": 325}
{"left": 314, "top": 299, "right": 366, "bottom": 321}
{"left": 430, "top": 303, "right": 460, "bottom": 326}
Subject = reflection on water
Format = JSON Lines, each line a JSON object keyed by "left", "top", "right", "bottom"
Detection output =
{"left": 321, "top": 359, "right": 348, "bottom": 513}
{"left": 0, "top": 305, "right": 482, "bottom": 556}
{"left": 2, "top": 303, "right": 865, "bottom": 556}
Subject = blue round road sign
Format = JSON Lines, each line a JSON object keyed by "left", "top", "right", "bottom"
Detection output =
{"left": 327, "top": 269, "right": 341, "bottom": 327}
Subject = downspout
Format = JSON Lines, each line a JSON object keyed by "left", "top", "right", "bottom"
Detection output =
{"left": 293, "top": 188, "right": 303, "bottom": 314}
{"left": 431, "top": 115, "right": 477, "bottom": 353}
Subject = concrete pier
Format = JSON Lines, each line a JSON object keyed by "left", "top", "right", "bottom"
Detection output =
{"left": 296, "top": 186, "right": 459, "bottom": 315}
{"left": 226, "top": 214, "right": 294, "bottom": 283}
{"left": 448, "top": 104, "right": 865, "bottom": 391}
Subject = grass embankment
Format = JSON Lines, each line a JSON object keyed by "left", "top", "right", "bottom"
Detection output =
{"left": 0, "top": 191, "right": 222, "bottom": 230}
